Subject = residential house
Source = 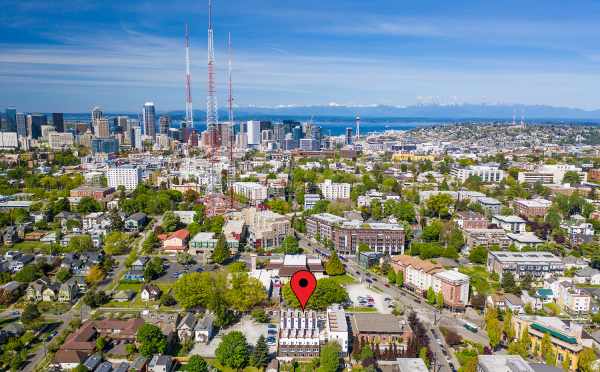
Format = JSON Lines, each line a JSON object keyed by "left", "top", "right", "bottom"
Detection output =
{"left": 189, "top": 232, "right": 219, "bottom": 264}
{"left": 176, "top": 312, "right": 214, "bottom": 344}
{"left": 560, "top": 216, "right": 594, "bottom": 246}
{"left": 160, "top": 229, "right": 189, "bottom": 254}
{"left": 141, "top": 311, "right": 179, "bottom": 341}
{"left": 124, "top": 256, "right": 149, "bottom": 282}
{"left": 58, "top": 278, "right": 79, "bottom": 302}
{"left": 52, "top": 350, "right": 89, "bottom": 370}
{"left": 503, "top": 294, "right": 524, "bottom": 314}
{"left": 25, "top": 276, "right": 51, "bottom": 302}
{"left": 10, "top": 253, "right": 33, "bottom": 272}
{"left": 42, "top": 282, "right": 60, "bottom": 302}
{"left": 455, "top": 211, "right": 488, "bottom": 230}
{"left": 125, "top": 212, "right": 148, "bottom": 232}
{"left": 148, "top": 355, "right": 174, "bottom": 372}
{"left": 141, "top": 284, "right": 162, "bottom": 301}
{"left": 555, "top": 280, "right": 591, "bottom": 314}
{"left": 112, "top": 290, "right": 135, "bottom": 302}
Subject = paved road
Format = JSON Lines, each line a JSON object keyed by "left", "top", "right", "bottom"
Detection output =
{"left": 297, "top": 233, "right": 489, "bottom": 371}
{"left": 24, "top": 216, "right": 163, "bottom": 372}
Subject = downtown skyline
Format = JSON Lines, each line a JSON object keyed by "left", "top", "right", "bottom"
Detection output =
{"left": 3, "top": 0, "right": 600, "bottom": 112}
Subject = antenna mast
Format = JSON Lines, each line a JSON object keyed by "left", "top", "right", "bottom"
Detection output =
{"left": 184, "top": 23, "right": 193, "bottom": 129}
{"left": 228, "top": 32, "right": 235, "bottom": 208}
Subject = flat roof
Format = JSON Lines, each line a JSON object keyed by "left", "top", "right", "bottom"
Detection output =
{"left": 477, "top": 355, "right": 534, "bottom": 372}
{"left": 493, "top": 215, "right": 526, "bottom": 223}
{"left": 351, "top": 313, "right": 405, "bottom": 334}
{"left": 489, "top": 251, "right": 562, "bottom": 263}
{"left": 507, "top": 233, "right": 544, "bottom": 244}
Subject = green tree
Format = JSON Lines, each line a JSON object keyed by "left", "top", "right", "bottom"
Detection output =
{"left": 55, "top": 268, "right": 72, "bottom": 283}
{"left": 419, "top": 347, "right": 430, "bottom": 368}
{"left": 426, "top": 193, "right": 453, "bottom": 218}
{"left": 77, "top": 197, "right": 102, "bottom": 213}
{"left": 501, "top": 272, "right": 519, "bottom": 294}
{"left": 370, "top": 200, "right": 383, "bottom": 220}
{"left": 136, "top": 324, "right": 167, "bottom": 357}
{"left": 357, "top": 242, "right": 371, "bottom": 253}
{"left": 103, "top": 231, "right": 130, "bottom": 255}
{"left": 387, "top": 270, "right": 396, "bottom": 284}
{"left": 251, "top": 335, "right": 269, "bottom": 369}
{"left": 14, "top": 264, "right": 41, "bottom": 283}
{"left": 96, "top": 336, "right": 106, "bottom": 352}
{"left": 435, "top": 291, "right": 444, "bottom": 309}
{"left": 519, "top": 326, "right": 531, "bottom": 353}
{"left": 186, "top": 355, "right": 209, "bottom": 372}
{"left": 503, "top": 310, "right": 515, "bottom": 341}
{"left": 142, "top": 232, "right": 159, "bottom": 254}
{"left": 577, "top": 347, "right": 596, "bottom": 372}
{"left": 396, "top": 271, "right": 404, "bottom": 287}
{"left": 212, "top": 234, "right": 230, "bottom": 264}
{"left": 21, "top": 303, "right": 40, "bottom": 325}
{"left": 469, "top": 245, "right": 488, "bottom": 264}
{"left": 426, "top": 287, "right": 436, "bottom": 305}
{"left": 68, "top": 234, "right": 93, "bottom": 252}
{"left": 422, "top": 219, "right": 443, "bottom": 241}
{"left": 562, "top": 171, "right": 581, "bottom": 185}
{"left": 281, "top": 235, "right": 302, "bottom": 254}
{"left": 215, "top": 331, "right": 249, "bottom": 370}
{"left": 485, "top": 307, "right": 502, "bottom": 349}
{"left": 318, "top": 342, "right": 341, "bottom": 372}
{"left": 325, "top": 251, "right": 345, "bottom": 276}
{"left": 144, "top": 257, "right": 165, "bottom": 281}
{"left": 108, "top": 208, "right": 124, "bottom": 231}
{"left": 162, "top": 211, "right": 181, "bottom": 232}
{"left": 282, "top": 278, "right": 349, "bottom": 310}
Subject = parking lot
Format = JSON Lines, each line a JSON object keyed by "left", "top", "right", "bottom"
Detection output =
{"left": 190, "top": 315, "right": 277, "bottom": 358}
{"left": 346, "top": 283, "right": 392, "bottom": 314}
{"left": 155, "top": 260, "right": 203, "bottom": 283}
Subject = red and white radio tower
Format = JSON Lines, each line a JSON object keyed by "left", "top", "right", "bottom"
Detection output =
{"left": 206, "top": 0, "right": 218, "bottom": 134}
{"left": 184, "top": 23, "right": 193, "bottom": 129}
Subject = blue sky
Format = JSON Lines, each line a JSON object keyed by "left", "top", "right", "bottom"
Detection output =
{"left": 2, "top": 0, "right": 600, "bottom": 112}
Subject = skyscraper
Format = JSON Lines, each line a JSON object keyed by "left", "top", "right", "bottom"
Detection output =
{"left": 92, "top": 106, "right": 103, "bottom": 121}
{"left": 52, "top": 113, "right": 64, "bottom": 132}
{"left": 159, "top": 115, "right": 171, "bottom": 135}
{"left": 4, "top": 107, "right": 16, "bottom": 132}
{"left": 95, "top": 118, "right": 110, "bottom": 138}
{"left": 16, "top": 113, "right": 26, "bottom": 138}
{"left": 345, "top": 127, "right": 353, "bottom": 145}
{"left": 28, "top": 113, "right": 47, "bottom": 139}
{"left": 143, "top": 102, "right": 156, "bottom": 139}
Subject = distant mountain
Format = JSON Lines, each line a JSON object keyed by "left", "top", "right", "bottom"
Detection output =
{"left": 165, "top": 103, "right": 600, "bottom": 120}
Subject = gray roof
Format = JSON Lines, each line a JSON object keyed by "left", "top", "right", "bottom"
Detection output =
{"left": 575, "top": 267, "right": 600, "bottom": 277}
{"left": 83, "top": 353, "right": 102, "bottom": 370}
{"left": 351, "top": 313, "right": 405, "bottom": 334}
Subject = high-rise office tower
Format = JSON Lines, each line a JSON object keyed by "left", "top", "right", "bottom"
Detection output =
{"left": 28, "top": 113, "right": 47, "bottom": 139}
{"left": 52, "top": 113, "right": 64, "bottom": 132}
{"left": 345, "top": 127, "right": 353, "bottom": 145}
{"left": 4, "top": 107, "right": 16, "bottom": 132}
{"left": 143, "top": 102, "right": 156, "bottom": 139}
{"left": 16, "top": 113, "right": 26, "bottom": 138}
{"left": 95, "top": 118, "right": 110, "bottom": 138}
{"left": 159, "top": 115, "right": 171, "bottom": 135}
{"left": 92, "top": 106, "right": 103, "bottom": 121}
{"left": 292, "top": 126, "right": 302, "bottom": 141}
{"left": 247, "top": 120, "right": 261, "bottom": 145}
{"left": 117, "top": 116, "right": 129, "bottom": 133}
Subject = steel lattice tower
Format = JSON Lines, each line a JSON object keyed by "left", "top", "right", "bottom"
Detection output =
{"left": 206, "top": 0, "right": 218, "bottom": 131}
{"left": 184, "top": 24, "right": 193, "bottom": 129}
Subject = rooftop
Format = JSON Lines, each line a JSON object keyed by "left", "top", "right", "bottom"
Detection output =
{"left": 489, "top": 251, "right": 562, "bottom": 263}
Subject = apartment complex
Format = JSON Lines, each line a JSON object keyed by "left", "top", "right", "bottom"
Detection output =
{"left": 306, "top": 213, "right": 405, "bottom": 255}
{"left": 450, "top": 165, "right": 505, "bottom": 183}
{"left": 487, "top": 251, "right": 564, "bottom": 280}
{"left": 242, "top": 207, "right": 290, "bottom": 249}
{"left": 511, "top": 315, "right": 584, "bottom": 370}
{"left": 454, "top": 211, "right": 488, "bottom": 230}
{"left": 512, "top": 198, "right": 552, "bottom": 218}
{"left": 517, "top": 164, "right": 587, "bottom": 185}
{"left": 233, "top": 182, "right": 268, "bottom": 205}
{"left": 319, "top": 179, "right": 351, "bottom": 200}
{"left": 464, "top": 228, "right": 511, "bottom": 250}
{"left": 107, "top": 165, "right": 141, "bottom": 190}
{"left": 391, "top": 255, "right": 470, "bottom": 309}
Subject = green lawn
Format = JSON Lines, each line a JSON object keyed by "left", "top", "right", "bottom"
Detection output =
{"left": 329, "top": 273, "right": 357, "bottom": 286}
{"left": 115, "top": 282, "right": 143, "bottom": 291}
{"left": 9, "top": 241, "right": 51, "bottom": 253}
{"left": 459, "top": 265, "right": 499, "bottom": 295}
{"left": 345, "top": 306, "right": 378, "bottom": 313}
{"left": 206, "top": 360, "right": 260, "bottom": 372}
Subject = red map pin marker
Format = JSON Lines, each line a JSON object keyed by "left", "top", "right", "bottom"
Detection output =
{"left": 290, "top": 270, "right": 317, "bottom": 311}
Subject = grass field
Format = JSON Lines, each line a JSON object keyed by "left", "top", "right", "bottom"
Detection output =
{"left": 345, "top": 306, "right": 378, "bottom": 313}
{"left": 206, "top": 360, "right": 260, "bottom": 372}
{"left": 9, "top": 241, "right": 51, "bottom": 253}
{"left": 329, "top": 273, "right": 357, "bottom": 286}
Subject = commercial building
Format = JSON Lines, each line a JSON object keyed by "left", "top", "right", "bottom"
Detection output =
{"left": 159, "top": 115, "right": 170, "bottom": 135}
{"left": 450, "top": 165, "right": 505, "bottom": 183}
{"left": 266, "top": 254, "right": 326, "bottom": 282}
{"left": 431, "top": 270, "right": 471, "bottom": 310}
{"left": 304, "top": 193, "right": 321, "bottom": 210}
{"left": 52, "top": 113, "right": 64, "bottom": 132}
{"left": 247, "top": 120, "right": 261, "bottom": 145}
{"left": 4, "top": 107, "right": 16, "bottom": 132}
{"left": 477, "top": 355, "right": 535, "bottom": 372}
{"left": 94, "top": 118, "right": 110, "bottom": 138}
{"left": 70, "top": 186, "right": 114, "bottom": 201}
{"left": 107, "top": 165, "right": 142, "bottom": 190}
{"left": 233, "top": 182, "right": 268, "bottom": 205}
{"left": 512, "top": 198, "right": 552, "bottom": 218}
{"left": 143, "top": 102, "right": 156, "bottom": 139}
{"left": 91, "top": 137, "right": 119, "bottom": 154}
{"left": 476, "top": 197, "right": 502, "bottom": 215}
{"left": 0, "top": 132, "right": 18, "bottom": 149}
{"left": 487, "top": 251, "right": 564, "bottom": 280}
